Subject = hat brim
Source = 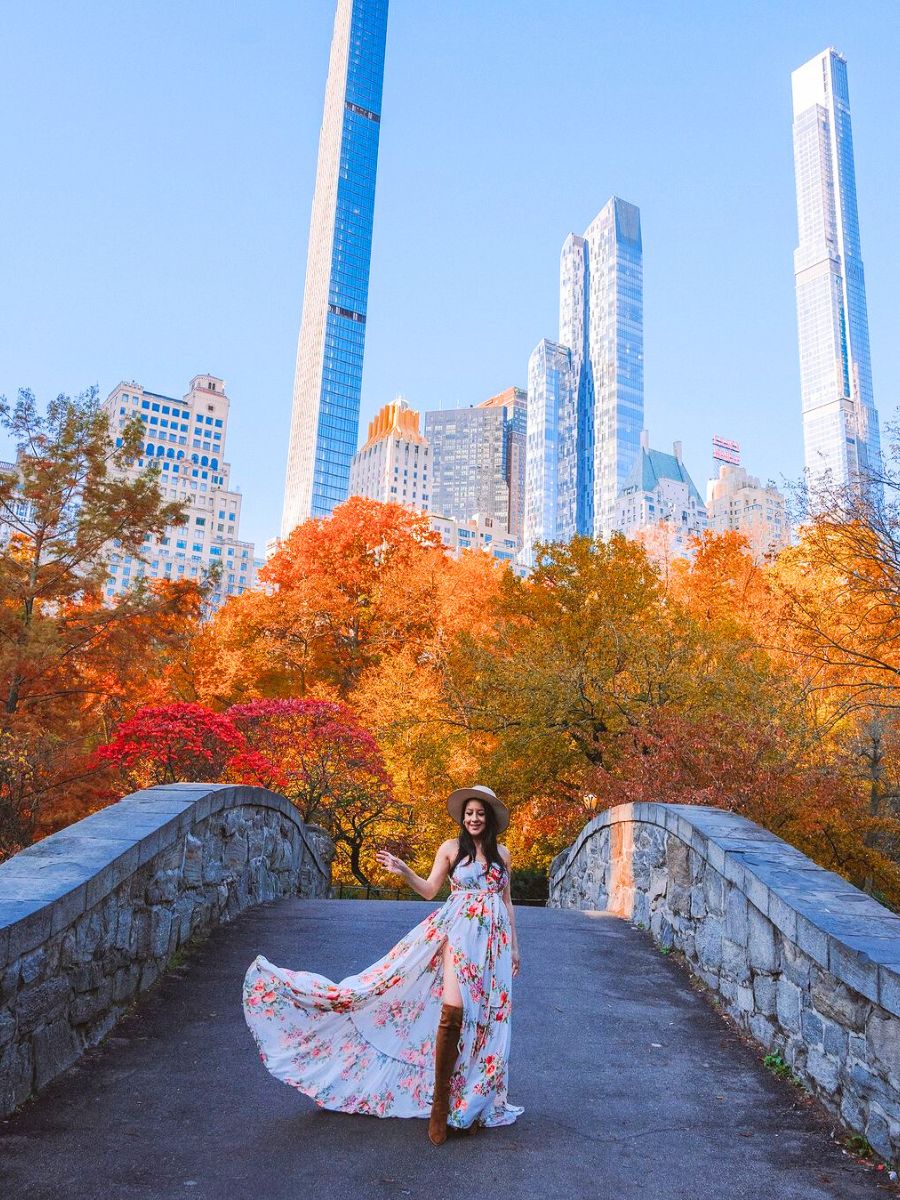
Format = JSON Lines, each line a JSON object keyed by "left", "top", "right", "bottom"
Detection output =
{"left": 447, "top": 787, "right": 509, "bottom": 834}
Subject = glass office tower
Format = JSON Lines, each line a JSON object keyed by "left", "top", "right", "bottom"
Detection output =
{"left": 282, "top": 0, "right": 389, "bottom": 536}
{"left": 559, "top": 198, "right": 644, "bottom": 537}
{"left": 523, "top": 339, "right": 575, "bottom": 563}
{"left": 792, "top": 48, "right": 881, "bottom": 493}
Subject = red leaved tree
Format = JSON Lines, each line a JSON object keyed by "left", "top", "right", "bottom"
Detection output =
{"left": 95, "top": 702, "right": 264, "bottom": 789}
{"left": 229, "top": 698, "right": 402, "bottom": 885}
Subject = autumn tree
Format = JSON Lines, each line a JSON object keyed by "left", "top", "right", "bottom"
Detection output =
{"left": 199, "top": 497, "right": 446, "bottom": 704}
{"left": 229, "top": 698, "right": 401, "bottom": 885}
{"left": 0, "top": 388, "right": 199, "bottom": 855}
{"left": 95, "top": 702, "right": 260, "bottom": 789}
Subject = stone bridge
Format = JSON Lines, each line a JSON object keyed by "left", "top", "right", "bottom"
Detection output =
{"left": 1, "top": 794, "right": 898, "bottom": 1199}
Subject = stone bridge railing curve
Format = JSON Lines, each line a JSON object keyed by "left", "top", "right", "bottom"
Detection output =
{"left": 549, "top": 801, "right": 900, "bottom": 1166}
{"left": 0, "top": 782, "right": 333, "bottom": 1117}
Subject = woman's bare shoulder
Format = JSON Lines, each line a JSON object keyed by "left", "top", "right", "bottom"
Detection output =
{"left": 438, "top": 838, "right": 458, "bottom": 859}
{"left": 498, "top": 843, "right": 511, "bottom": 864}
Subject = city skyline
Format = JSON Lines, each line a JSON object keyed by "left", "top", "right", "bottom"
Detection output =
{"left": 1, "top": 4, "right": 898, "bottom": 552}
{"left": 792, "top": 47, "right": 882, "bottom": 493}
{"left": 282, "top": 0, "right": 389, "bottom": 534}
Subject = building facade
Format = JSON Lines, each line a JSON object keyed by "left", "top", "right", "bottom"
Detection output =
{"left": 523, "top": 339, "right": 576, "bottom": 562}
{"left": 429, "top": 512, "right": 522, "bottom": 572}
{"left": 103, "top": 376, "right": 258, "bottom": 611}
{"left": 282, "top": 0, "right": 389, "bottom": 535}
{"left": 348, "top": 397, "right": 431, "bottom": 509}
{"left": 706, "top": 465, "right": 789, "bottom": 561}
{"left": 614, "top": 433, "right": 707, "bottom": 557}
{"left": 792, "top": 48, "right": 881, "bottom": 493}
{"left": 560, "top": 197, "right": 644, "bottom": 537}
{"left": 479, "top": 387, "right": 527, "bottom": 544}
{"left": 424, "top": 389, "right": 524, "bottom": 537}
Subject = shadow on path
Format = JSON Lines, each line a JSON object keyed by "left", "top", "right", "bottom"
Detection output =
{"left": 1, "top": 900, "right": 892, "bottom": 1200}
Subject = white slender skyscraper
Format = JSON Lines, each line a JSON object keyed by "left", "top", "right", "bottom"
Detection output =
{"left": 792, "top": 48, "right": 881, "bottom": 492}
{"left": 282, "top": 0, "right": 389, "bottom": 537}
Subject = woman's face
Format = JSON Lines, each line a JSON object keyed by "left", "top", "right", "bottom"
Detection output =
{"left": 463, "top": 800, "right": 487, "bottom": 840}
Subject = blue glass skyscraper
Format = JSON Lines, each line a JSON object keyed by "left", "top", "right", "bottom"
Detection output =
{"left": 282, "top": 0, "right": 389, "bottom": 535}
{"left": 792, "top": 49, "right": 881, "bottom": 493}
{"left": 523, "top": 197, "right": 643, "bottom": 560}
{"left": 560, "top": 198, "right": 644, "bottom": 537}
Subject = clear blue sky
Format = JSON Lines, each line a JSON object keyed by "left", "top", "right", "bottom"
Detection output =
{"left": 2, "top": 1, "right": 898, "bottom": 551}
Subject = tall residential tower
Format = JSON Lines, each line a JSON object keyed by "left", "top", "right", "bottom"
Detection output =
{"left": 281, "top": 0, "right": 389, "bottom": 536}
{"left": 523, "top": 197, "right": 643, "bottom": 562}
{"left": 791, "top": 49, "right": 881, "bottom": 492}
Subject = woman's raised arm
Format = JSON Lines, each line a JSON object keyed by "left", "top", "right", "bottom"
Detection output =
{"left": 375, "top": 840, "right": 456, "bottom": 901}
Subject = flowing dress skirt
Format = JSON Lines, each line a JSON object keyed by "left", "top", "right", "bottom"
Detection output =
{"left": 243, "top": 860, "right": 523, "bottom": 1129}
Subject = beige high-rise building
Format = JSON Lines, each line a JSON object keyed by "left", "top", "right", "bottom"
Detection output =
{"left": 614, "top": 432, "right": 707, "bottom": 558}
{"left": 348, "top": 398, "right": 431, "bottom": 510}
{"left": 103, "top": 375, "right": 258, "bottom": 611}
{"left": 705, "top": 465, "right": 789, "bottom": 561}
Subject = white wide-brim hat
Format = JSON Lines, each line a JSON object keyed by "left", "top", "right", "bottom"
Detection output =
{"left": 446, "top": 785, "right": 509, "bottom": 834}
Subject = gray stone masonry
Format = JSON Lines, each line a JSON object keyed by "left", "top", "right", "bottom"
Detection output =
{"left": 0, "top": 783, "right": 333, "bottom": 1116}
{"left": 549, "top": 802, "right": 900, "bottom": 1166}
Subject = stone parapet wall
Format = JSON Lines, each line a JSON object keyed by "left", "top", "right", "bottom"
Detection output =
{"left": 0, "top": 783, "right": 332, "bottom": 1116}
{"left": 549, "top": 802, "right": 900, "bottom": 1165}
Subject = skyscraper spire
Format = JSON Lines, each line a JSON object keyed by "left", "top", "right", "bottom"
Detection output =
{"left": 791, "top": 48, "right": 881, "bottom": 493}
{"left": 282, "top": 0, "right": 389, "bottom": 537}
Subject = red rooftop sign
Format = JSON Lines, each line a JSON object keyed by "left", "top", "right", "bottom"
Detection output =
{"left": 712, "top": 436, "right": 741, "bottom": 465}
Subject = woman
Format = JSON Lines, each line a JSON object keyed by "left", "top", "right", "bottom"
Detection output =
{"left": 242, "top": 784, "right": 523, "bottom": 1144}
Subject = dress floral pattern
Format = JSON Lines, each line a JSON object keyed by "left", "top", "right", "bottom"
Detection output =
{"left": 243, "top": 859, "right": 524, "bottom": 1129}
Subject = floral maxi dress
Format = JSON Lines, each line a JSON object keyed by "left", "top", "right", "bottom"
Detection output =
{"left": 242, "top": 859, "right": 524, "bottom": 1129}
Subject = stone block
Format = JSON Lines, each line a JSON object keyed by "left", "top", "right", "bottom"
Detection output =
{"left": 748, "top": 1012, "right": 776, "bottom": 1048}
{"left": 725, "top": 890, "right": 749, "bottom": 946}
{"left": 1, "top": 961, "right": 19, "bottom": 1005}
{"left": 112, "top": 965, "right": 140, "bottom": 1003}
{"left": 16, "top": 977, "right": 71, "bottom": 1032}
{"left": 780, "top": 938, "right": 811, "bottom": 987}
{"left": 71, "top": 980, "right": 113, "bottom": 1026}
{"left": 0, "top": 1009, "right": 15, "bottom": 1047}
{"left": 866, "top": 1010, "right": 900, "bottom": 1084}
{"left": 695, "top": 917, "right": 724, "bottom": 972}
{"left": 736, "top": 985, "right": 754, "bottom": 1013}
{"left": 0, "top": 1040, "right": 33, "bottom": 1114}
{"left": 19, "top": 947, "right": 47, "bottom": 986}
{"left": 829, "top": 940, "right": 880, "bottom": 1005}
{"left": 747, "top": 906, "right": 778, "bottom": 973}
{"left": 182, "top": 834, "right": 203, "bottom": 888}
{"left": 849, "top": 1033, "right": 867, "bottom": 1063}
{"left": 702, "top": 867, "right": 726, "bottom": 916}
{"left": 823, "top": 1020, "right": 848, "bottom": 1061}
{"left": 114, "top": 908, "right": 132, "bottom": 953}
{"left": 810, "top": 970, "right": 870, "bottom": 1031}
{"left": 840, "top": 1089, "right": 866, "bottom": 1132}
{"left": 801, "top": 1008, "right": 824, "bottom": 1047}
{"left": 150, "top": 909, "right": 172, "bottom": 959}
{"left": 776, "top": 978, "right": 802, "bottom": 1034}
{"left": 879, "top": 965, "right": 900, "bottom": 1019}
{"left": 794, "top": 914, "right": 829, "bottom": 968}
{"left": 71, "top": 961, "right": 105, "bottom": 993}
{"left": 224, "top": 834, "right": 248, "bottom": 871}
{"left": 866, "top": 1105, "right": 894, "bottom": 1162}
{"left": 753, "top": 974, "right": 776, "bottom": 1015}
{"left": 33, "top": 1017, "right": 80, "bottom": 1089}
{"left": 806, "top": 1046, "right": 840, "bottom": 1093}
{"left": 145, "top": 872, "right": 179, "bottom": 906}
{"left": 721, "top": 938, "right": 751, "bottom": 984}
{"left": 765, "top": 893, "right": 799, "bottom": 946}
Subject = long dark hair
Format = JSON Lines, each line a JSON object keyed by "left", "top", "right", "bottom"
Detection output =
{"left": 452, "top": 799, "right": 504, "bottom": 873}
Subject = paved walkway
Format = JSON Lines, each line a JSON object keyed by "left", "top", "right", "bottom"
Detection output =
{"left": 1, "top": 900, "right": 893, "bottom": 1200}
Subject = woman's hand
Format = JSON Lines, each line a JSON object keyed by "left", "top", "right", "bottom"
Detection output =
{"left": 512, "top": 948, "right": 521, "bottom": 978}
{"left": 375, "top": 849, "right": 408, "bottom": 877}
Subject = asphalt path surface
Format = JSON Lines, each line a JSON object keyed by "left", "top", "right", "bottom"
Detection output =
{"left": 1, "top": 899, "right": 894, "bottom": 1200}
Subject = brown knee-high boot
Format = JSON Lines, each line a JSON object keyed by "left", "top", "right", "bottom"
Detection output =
{"left": 428, "top": 1003, "right": 463, "bottom": 1145}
